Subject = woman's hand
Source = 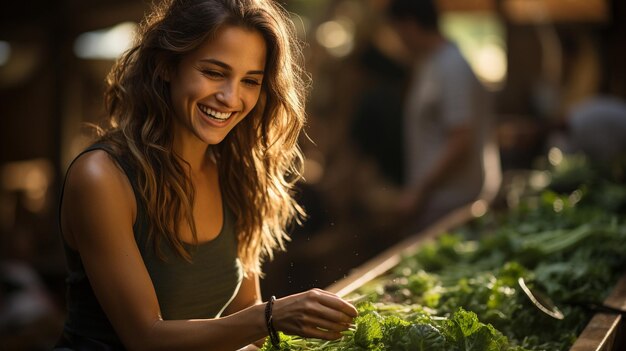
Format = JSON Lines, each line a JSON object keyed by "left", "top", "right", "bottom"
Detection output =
{"left": 271, "top": 289, "right": 358, "bottom": 340}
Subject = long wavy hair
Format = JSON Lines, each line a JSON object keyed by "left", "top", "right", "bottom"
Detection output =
{"left": 101, "top": 0, "right": 307, "bottom": 276}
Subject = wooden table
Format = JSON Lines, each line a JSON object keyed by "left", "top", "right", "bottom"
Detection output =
{"left": 570, "top": 276, "right": 626, "bottom": 351}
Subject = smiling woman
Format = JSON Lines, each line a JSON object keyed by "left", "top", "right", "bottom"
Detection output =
{"left": 168, "top": 25, "right": 266, "bottom": 147}
{"left": 54, "top": 0, "right": 357, "bottom": 350}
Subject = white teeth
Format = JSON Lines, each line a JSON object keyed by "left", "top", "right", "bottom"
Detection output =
{"left": 198, "top": 104, "right": 232, "bottom": 120}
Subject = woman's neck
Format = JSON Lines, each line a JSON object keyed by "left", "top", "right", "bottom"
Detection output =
{"left": 173, "top": 134, "right": 213, "bottom": 175}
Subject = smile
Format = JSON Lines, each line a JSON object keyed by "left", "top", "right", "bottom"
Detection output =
{"left": 198, "top": 104, "right": 233, "bottom": 121}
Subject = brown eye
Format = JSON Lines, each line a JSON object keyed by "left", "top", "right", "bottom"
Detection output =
{"left": 201, "top": 69, "right": 223, "bottom": 79}
{"left": 243, "top": 78, "right": 261, "bottom": 87}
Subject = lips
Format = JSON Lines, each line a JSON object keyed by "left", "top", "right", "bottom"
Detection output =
{"left": 197, "top": 103, "right": 233, "bottom": 122}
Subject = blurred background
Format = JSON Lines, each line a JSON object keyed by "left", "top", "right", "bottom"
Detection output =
{"left": 0, "top": 0, "right": 625, "bottom": 349}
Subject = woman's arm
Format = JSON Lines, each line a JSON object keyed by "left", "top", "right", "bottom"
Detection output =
{"left": 63, "top": 152, "right": 266, "bottom": 351}
{"left": 222, "top": 274, "right": 262, "bottom": 317}
{"left": 62, "top": 151, "right": 357, "bottom": 351}
{"left": 222, "top": 273, "right": 264, "bottom": 349}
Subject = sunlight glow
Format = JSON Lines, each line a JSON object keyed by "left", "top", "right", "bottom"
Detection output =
{"left": 74, "top": 22, "right": 137, "bottom": 60}
{"left": 316, "top": 18, "right": 355, "bottom": 58}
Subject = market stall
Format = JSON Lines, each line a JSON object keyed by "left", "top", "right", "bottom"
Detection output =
{"left": 261, "top": 155, "right": 626, "bottom": 351}
{"left": 326, "top": 204, "right": 626, "bottom": 351}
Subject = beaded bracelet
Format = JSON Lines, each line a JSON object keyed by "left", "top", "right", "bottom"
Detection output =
{"left": 264, "top": 295, "right": 280, "bottom": 348}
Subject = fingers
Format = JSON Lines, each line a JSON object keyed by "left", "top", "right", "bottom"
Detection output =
{"left": 279, "top": 314, "right": 349, "bottom": 340}
{"left": 308, "top": 289, "right": 358, "bottom": 319}
{"left": 302, "top": 311, "right": 352, "bottom": 332}
{"left": 271, "top": 288, "right": 359, "bottom": 340}
{"left": 309, "top": 298, "right": 354, "bottom": 326}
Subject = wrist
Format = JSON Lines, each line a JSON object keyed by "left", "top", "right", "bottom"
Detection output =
{"left": 244, "top": 302, "right": 268, "bottom": 344}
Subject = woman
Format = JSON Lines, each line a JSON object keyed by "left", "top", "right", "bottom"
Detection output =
{"left": 55, "top": 0, "right": 357, "bottom": 350}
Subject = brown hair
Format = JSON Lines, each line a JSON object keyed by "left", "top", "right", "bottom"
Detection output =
{"left": 102, "top": 0, "right": 307, "bottom": 276}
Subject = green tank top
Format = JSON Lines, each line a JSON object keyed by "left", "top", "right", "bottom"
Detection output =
{"left": 59, "top": 144, "right": 243, "bottom": 345}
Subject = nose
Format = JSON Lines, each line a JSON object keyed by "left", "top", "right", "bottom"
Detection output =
{"left": 216, "top": 81, "right": 239, "bottom": 108}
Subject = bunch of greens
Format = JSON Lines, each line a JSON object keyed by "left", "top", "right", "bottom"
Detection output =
{"left": 261, "top": 302, "right": 528, "bottom": 351}
{"left": 262, "top": 156, "right": 625, "bottom": 350}
{"left": 375, "top": 188, "right": 626, "bottom": 350}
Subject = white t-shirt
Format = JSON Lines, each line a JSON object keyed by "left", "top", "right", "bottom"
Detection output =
{"left": 403, "top": 42, "right": 493, "bottom": 210}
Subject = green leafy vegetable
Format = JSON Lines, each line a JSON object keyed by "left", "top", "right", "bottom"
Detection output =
{"left": 261, "top": 156, "right": 625, "bottom": 350}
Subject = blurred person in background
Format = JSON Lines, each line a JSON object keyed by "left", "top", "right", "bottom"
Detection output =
{"left": 567, "top": 95, "right": 626, "bottom": 164}
{"left": 387, "top": 0, "right": 498, "bottom": 234}
{"left": 54, "top": 0, "right": 357, "bottom": 350}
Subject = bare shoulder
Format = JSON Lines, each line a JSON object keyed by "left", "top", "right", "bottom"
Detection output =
{"left": 62, "top": 150, "right": 137, "bottom": 246}
{"left": 66, "top": 150, "right": 126, "bottom": 187}
{"left": 64, "top": 150, "right": 135, "bottom": 204}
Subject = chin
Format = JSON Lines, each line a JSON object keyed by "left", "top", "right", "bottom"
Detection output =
{"left": 201, "top": 133, "right": 229, "bottom": 146}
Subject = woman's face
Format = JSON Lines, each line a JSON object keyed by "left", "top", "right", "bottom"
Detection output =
{"left": 169, "top": 25, "right": 267, "bottom": 146}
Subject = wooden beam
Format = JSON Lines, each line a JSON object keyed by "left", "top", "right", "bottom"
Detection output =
{"left": 438, "top": 0, "right": 496, "bottom": 12}
{"left": 503, "top": 0, "right": 609, "bottom": 24}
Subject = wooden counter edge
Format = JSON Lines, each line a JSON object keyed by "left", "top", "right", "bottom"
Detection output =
{"left": 569, "top": 275, "right": 626, "bottom": 351}
{"left": 326, "top": 203, "right": 475, "bottom": 297}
